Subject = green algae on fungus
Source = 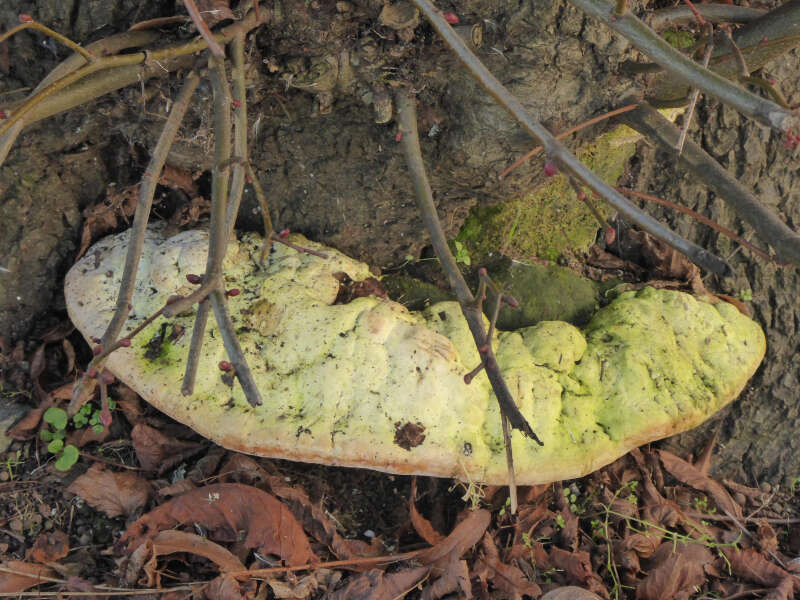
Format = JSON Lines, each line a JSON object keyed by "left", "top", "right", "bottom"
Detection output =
{"left": 65, "top": 225, "right": 765, "bottom": 485}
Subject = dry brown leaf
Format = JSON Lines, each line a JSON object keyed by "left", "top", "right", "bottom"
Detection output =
{"left": 542, "top": 587, "right": 605, "bottom": 600}
{"left": 159, "top": 164, "right": 199, "bottom": 196}
{"left": 636, "top": 542, "right": 713, "bottom": 600}
{"left": 131, "top": 423, "right": 204, "bottom": 473}
{"left": 757, "top": 521, "right": 780, "bottom": 555}
{"left": 157, "top": 478, "right": 198, "bottom": 498}
{"left": 724, "top": 548, "right": 800, "bottom": 593}
{"left": 218, "top": 454, "right": 383, "bottom": 560}
{"left": 416, "top": 509, "right": 490, "bottom": 567}
{"left": 658, "top": 450, "right": 743, "bottom": 519}
{"left": 549, "top": 547, "right": 609, "bottom": 599}
{"left": 269, "top": 570, "right": 340, "bottom": 599}
{"left": 410, "top": 477, "right": 444, "bottom": 546}
{"left": 0, "top": 561, "right": 57, "bottom": 593}
{"left": 7, "top": 397, "right": 52, "bottom": 440}
{"left": 118, "top": 483, "right": 315, "bottom": 567}
{"left": 473, "top": 533, "right": 541, "bottom": 600}
{"left": 151, "top": 530, "right": 245, "bottom": 573}
{"left": 620, "top": 532, "right": 661, "bottom": 560}
{"left": 77, "top": 185, "right": 138, "bottom": 259}
{"left": 420, "top": 556, "right": 470, "bottom": 600}
{"left": 67, "top": 463, "right": 151, "bottom": 518}
{"left": 28, "top": 530, "right": 69, "bottom": 564}
{"left": 205, "top": 573, "right": 256, "bottom": 600}
{"left": 326, "top": 566, "right": 429, "bottom": 600}
{"left": 762, "top": 577, "right": 795, "bottom": 600}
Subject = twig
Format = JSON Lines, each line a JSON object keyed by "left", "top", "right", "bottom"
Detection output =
{"left": 566, "top": 0, "right": 800, "bottom": 134}
{"left": 499, "top": 103, "right": 639, "bottom": 179}
{"left": 32, "top": 31, "right": 158, "bottom": 94}
{"left": 617, "top": 100, "right": 800, "bottom": 266}
{"left": 232, "top": 549, "right": 424, "bottom": 579}
{"left": 0, "top": 8, "right": 268, "bottom": 139}
{"left": 0, "top": 19, "right": 95, "bottom": 63}
{"left": 677, "top": 27, "right": 715, "bottom": 154}
{"left": 205, "top": 56, "right": 263, "bottom": 408}
{"left": 395, "top": 89, "right": 540, "bottom": 504}
{"left": 70, "top": 71, "right": 201, "bottom": 415}
{"left": 183, "top": 0, "right": 226, "bottom": 59}
{"left": 225, "top": 32, "right": 249, "bottom": 238}
{"left": 616, "top": 187, "right": 774, "bottom": 263}
{"left": 0, "top": 118, "right": 23, "bottom": 165}
{"left": 648, "top": 4, "right": 765, "bottom": 29}
{"left": 209, "top": 289, "right": 263, "bottom": 406}
{"left": 411, "top": 0, "right": 731, "bottom": 277}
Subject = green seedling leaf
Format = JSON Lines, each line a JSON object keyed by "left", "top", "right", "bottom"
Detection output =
{"left": 54, "top": 429, "right": 66, "bottom": 440}
{"left": 47, "top": 439, "right": 64, "bottom": 454}
{"left": 55, "top": 445, "right": 79, "bottom": 471}
{"left": 92, "top": 424, "right": 104, "bottom": 434}
{"left": 40, "top": 429, "right": 53, "bottom": 442}
{"left": 43, "top": 407, "right": 68, "bottom": 430}
{"left": 108, "top": 399, "right": 117, "bottom": 410}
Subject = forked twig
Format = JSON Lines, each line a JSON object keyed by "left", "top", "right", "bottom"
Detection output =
{"left": 566, "top": 0, "right": 800, "bottom": 134}
{"left": 618, "top": 100, "right": 800, "bottom": 266}
{"left": 70, "top": 70, "right": 201, "bottom": 414}
{"left": 183, "top": 0, "right": 226, "bottom": 59}
{"left": 0, "top": 18, "right": 95, "bottom": 63}
{"left": 411, "top": 0, "right": 731, "bottom": 277}
{"left": 203, "top": 56, "right": 263, "bottom": 407}
{"left": 616, "top": 187, "right": 774, "bottom": 263}
{"left": 396, "top": 89, "right": 537, "bottom": 512}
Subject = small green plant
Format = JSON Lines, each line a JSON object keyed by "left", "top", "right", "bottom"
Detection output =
{"left": 738, "top": 289, "right": 753, "bottom": 302}
{"left": 790, "top": 476, "right": 800, "bottom": 494}
{"left": 453, "top": 240, "right": 471, "bottom": 266}
{"left": 1, "top": 450, "right": 24, "bottom": 480}
{"left": 693, "top": 495, "right": 716, "bottom": 514}
{"left": 498, "top": 496, "right": 512, "bottom": 516}
{"left": 72, "top": 398, "right": 117, "bottom": 433}
{"left": 562, "top": 486, "right": 585, "bottom": 515}
{"left": 555, "top": 513, "right": 566, "bottom": 529}
{"left": 40, "top": 407, "right": 79, "bottom": 471}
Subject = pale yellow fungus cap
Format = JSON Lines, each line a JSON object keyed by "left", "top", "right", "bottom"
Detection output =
{"left": 65, "top": 225, "right": 765, "bottom": 484}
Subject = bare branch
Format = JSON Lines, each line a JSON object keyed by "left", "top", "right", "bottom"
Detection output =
{"left": 648, "top": 4, "right": 765, "bottom": 29}
{"left": 183, "top": 0, "right": 226, "bottom": 59}
{"left": 410, "top": 0, "right": 731, "bottom": 277}
{"left": 395, "top": 88, "right": 540, "bottom": 444}
{"left": 566, "top": 0, "right": 800, "bottom": 134}
{"left": 203, "top": 55, "right": 263, "bottom": 408}
{"left": 618, "top": 100, "right": 800, "bottom": 266}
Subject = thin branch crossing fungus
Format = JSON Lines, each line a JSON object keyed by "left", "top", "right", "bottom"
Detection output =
{"left": 410, "top": 0, "right": 731, "bottom": 277}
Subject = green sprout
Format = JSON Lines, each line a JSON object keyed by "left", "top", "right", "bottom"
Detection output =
{"left": 40, "top": 407, "right": 79, "bottom": 471}
{"left": 453, "top": 240, "right": 471, "bottom": 266}
{"left": 738, "top": 289, "right": 753, "bottom": 302}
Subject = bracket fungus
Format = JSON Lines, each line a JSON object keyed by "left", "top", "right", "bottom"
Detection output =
{"left": 65, "top": 225, "right": 765, "bottom": 485}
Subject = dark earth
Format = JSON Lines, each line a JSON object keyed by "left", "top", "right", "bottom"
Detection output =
{"left": 0, "top": 0, "right": 799, "bottom": 580}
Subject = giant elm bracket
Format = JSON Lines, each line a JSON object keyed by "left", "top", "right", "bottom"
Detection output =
{"left": 64, "top": 224, "right": 766, "bottom": 485}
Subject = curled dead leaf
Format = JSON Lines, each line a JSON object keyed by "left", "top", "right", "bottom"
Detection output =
{"left": 29, "top": 530, "right": 69, "bottom": 564}
{"left": 326, "top": 566, "right": 429, "bottom": 600}
{"left": 131, "top": 423, "right": 204, "bottom": 473}
{"left": 658, "top": 450, "right": 742, "bottom": 519}
{"left": 636, "top": 541, "right": 713, "bottom": 600}
{"left": 67, "top": 463, "right": 151, "bottom": 518}
{"left": 118, "top": 483, "right": 315, "bottom": 566}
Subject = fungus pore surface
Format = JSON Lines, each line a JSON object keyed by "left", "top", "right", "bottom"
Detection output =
{"left": 65, "top": 225, "right": 766, "bottom": 484}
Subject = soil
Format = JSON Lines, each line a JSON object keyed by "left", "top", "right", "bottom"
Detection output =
{"left": 1, "top": 0, "right": 800, "bottom": 595}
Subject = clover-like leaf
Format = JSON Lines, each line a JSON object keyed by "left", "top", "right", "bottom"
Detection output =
{"left": 55, "top": 445, "right": 79, "bottom": 471}
{"left": 43, "top": 407, "right": 68, "bottom": 431}
{"left": 47, "top": 439, "right": 64, "bottom": 454}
